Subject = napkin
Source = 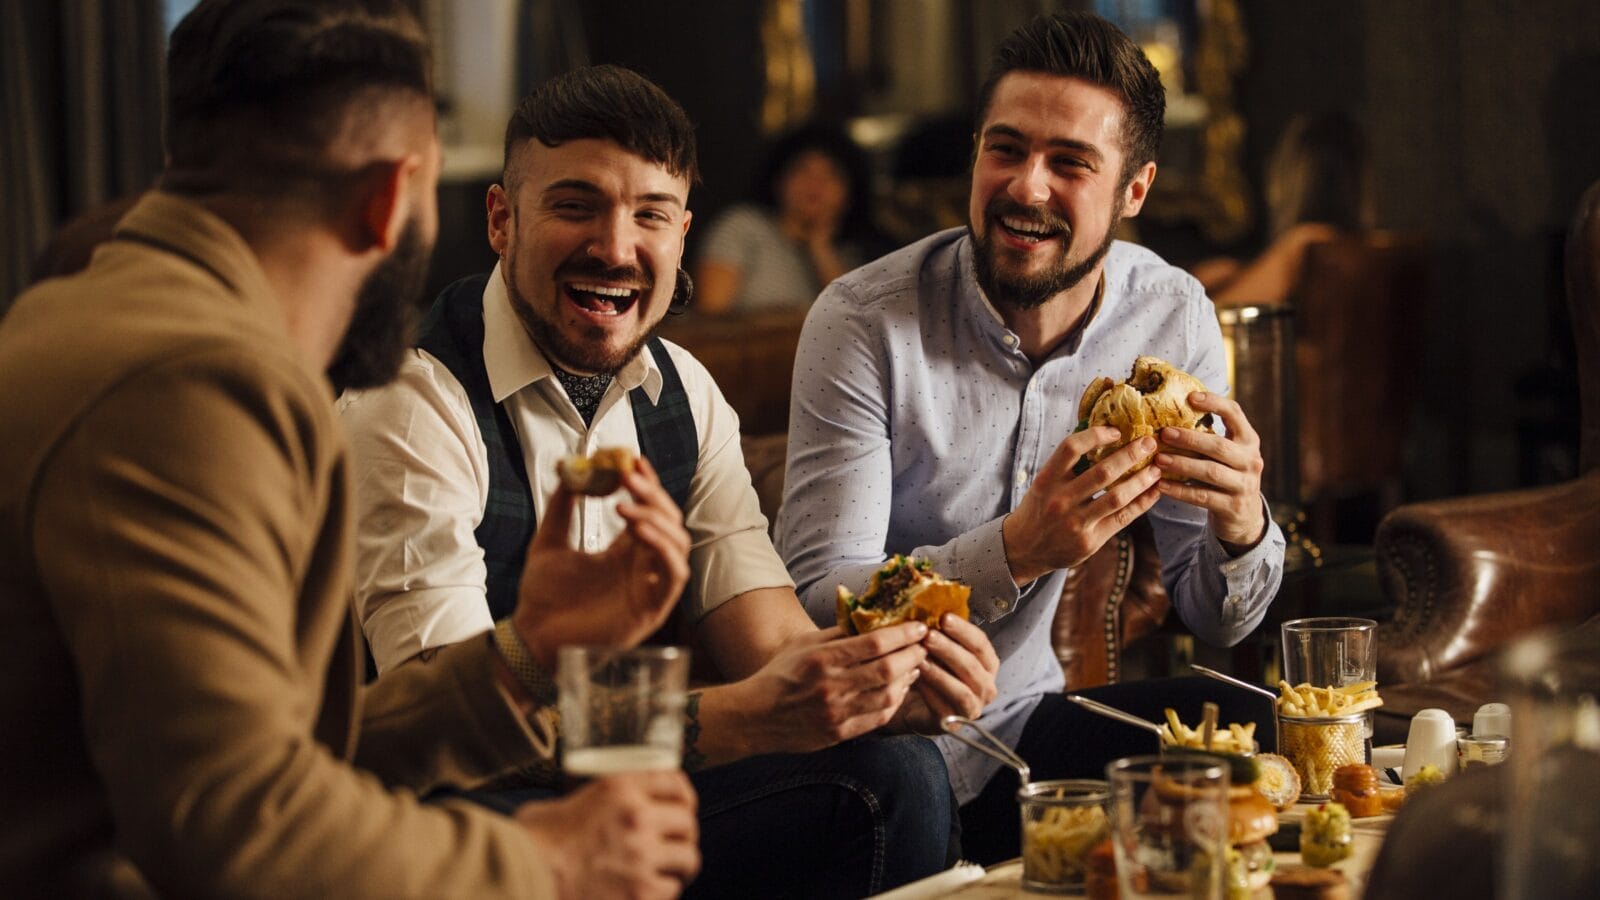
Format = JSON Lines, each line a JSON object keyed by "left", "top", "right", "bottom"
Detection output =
{"left": 867, "top": 862, "right": 986, "bottom": 899}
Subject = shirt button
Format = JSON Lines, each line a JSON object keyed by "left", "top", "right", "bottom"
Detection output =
{"left": 1015, "top": 469, "right": 1028, "bottom": 487}
{"left": 1002, "top": 334, "right": 1018, "bottom": 348}
{"left": 994, "top": 599, "right": 1012, "bottom": 612}
{"left": 585, "top": 535, "right": 599, "bottom": 551}
{"left": 1227, "top": 594, "right": 1243, "bottom": 604}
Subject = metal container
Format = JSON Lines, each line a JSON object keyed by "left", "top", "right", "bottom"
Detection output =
{"left": 1279, "top": 712, "right": 1367, "bottom": 798}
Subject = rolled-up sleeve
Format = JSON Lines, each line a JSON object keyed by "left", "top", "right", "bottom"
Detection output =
{"left": 338, "top": 352, "right": 495, "bottom": 673}
{"left": 670, "top": 342, "right": 796, "bottom": 620}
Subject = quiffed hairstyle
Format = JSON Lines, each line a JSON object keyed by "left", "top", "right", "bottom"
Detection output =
{"left": 975, "top": 11, "right": 1165, "bottom": 185}
{"left": 503, "top": 64, "right": 699, "bottom": 188}
{"left": 163, "top": 0, "right": 431, "bottom": 192}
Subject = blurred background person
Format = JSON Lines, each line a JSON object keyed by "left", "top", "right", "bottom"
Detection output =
{"left": 693, "top": 122, "right": 887, "bottom": 314}
{"left": 1191, "top": 110, "right": 1374, "bottom": 306}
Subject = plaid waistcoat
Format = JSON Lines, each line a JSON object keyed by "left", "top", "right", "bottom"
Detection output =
{"left": 417, "top": 274, "right": 698, "bottom": 634}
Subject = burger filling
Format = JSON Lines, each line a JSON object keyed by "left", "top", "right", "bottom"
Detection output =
{"left": 1226, "top": 840, "right": 1275, "bottom": 895}
{"left": 856, "top": 556, "right": 930, "bottom": 611}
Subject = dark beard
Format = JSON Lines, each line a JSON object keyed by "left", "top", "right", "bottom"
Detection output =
{"left": 327, "top": 220, "right": 432, "bottom": 392}
{"left": 509, "top": 258, "right": 659, "bottom": 376}
{"left": 970, "top": 199, "right": 1120, "bottom": 311}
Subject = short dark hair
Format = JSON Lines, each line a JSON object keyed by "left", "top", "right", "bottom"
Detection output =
{"left": 753, "top": 122, "right": 878, "bottom": 245}
{"left": 975, "top": 11, "right": 1165, "bottom": 184}
{"left": 163, "top": 0, "right": 431, "bottom": 193}
{"left": 503, "top": 65, "right": 699, "bottom": 189}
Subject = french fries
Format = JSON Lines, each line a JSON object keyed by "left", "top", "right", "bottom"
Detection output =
{"left": 1157, "top": 707, "right": 1258, "bottom": 752}
{"left": 1276, "top": 680, "right": 1383, "bottom": 718}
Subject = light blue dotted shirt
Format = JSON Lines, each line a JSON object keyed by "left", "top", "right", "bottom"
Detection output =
{"left": 776, "top": 228, "right": 1285, "bottom": 804}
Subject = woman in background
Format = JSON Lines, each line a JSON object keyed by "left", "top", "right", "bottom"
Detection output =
{"left": 694, "top": 122, "right": 886, "bottom": 314}
{"left": 1192, "top": 111, "right": 1374, "bottom": 305}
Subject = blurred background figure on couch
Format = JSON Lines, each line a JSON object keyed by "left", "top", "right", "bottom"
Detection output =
{"left": 1191, "top": 110, "right": 1374, "bottom": 306}
{"left": 692, "top": 121, "right": 888, "bottom": 314}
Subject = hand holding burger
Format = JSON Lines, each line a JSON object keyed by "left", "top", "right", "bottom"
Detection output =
{"left": 1080, "top": 356, "right": 1270, "bottom": 553}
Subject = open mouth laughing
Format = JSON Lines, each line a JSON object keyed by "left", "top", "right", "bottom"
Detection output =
{"left": 998, "top": 214, "right": 1064, "bottom": 244}
{"left": 564, "top": 280, "right": 642, "bottom": 318}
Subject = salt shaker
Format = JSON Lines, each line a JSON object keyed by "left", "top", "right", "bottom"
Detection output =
{"left": 1402, "top": 708, "right": 1459, "bottom": 780}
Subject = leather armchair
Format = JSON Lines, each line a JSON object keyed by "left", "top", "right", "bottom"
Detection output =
{"left": 1371, "top": 179, "right": 1600, "bottom": 742}
{"left": 740, "top": 433, "right": 1169, "bottom": 691}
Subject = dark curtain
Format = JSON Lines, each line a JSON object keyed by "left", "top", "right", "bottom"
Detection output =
{"left": 1, "top": 0, "right": 165, "bottom": 307}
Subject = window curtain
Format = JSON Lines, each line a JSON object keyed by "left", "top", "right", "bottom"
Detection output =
{"left": 1, "top": 0, "right": 165, "bottom": 308}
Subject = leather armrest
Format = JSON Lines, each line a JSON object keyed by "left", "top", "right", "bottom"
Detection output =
{"left": 1375, "top": 472, "right": 1600, "bottom": 685}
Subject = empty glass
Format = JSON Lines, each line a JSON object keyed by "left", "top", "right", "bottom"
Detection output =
{"left": 557, "top": 645, "right": 689, "bottom": 776}
{"left": 1107, "top": 755, "right": 1230, "bottom": 899}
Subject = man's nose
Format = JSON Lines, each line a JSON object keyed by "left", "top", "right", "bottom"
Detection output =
{"left": 1007, "top": 155, "right": 1050, "bottom": 206}
{"left": 585, "top": 214, "right": 639, "bottom": 269}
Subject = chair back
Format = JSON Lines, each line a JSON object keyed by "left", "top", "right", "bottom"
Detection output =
{"left": 1567, "top": 179, "right": 1600, "bottom": 474}
{"left": 1292, "top": 231, "right": 1428, "bottom": 507}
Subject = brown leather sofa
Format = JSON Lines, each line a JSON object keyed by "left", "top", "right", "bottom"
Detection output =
{"left": 740, "top": 433, "right": 1170, "bottom": 690}
{"left": 1371, "top": 179, "right": 1600, "bottom": 743}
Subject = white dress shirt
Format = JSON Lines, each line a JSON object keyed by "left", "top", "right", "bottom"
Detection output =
{"left": 340, "top": 263, "right": 793, "bottom": 673}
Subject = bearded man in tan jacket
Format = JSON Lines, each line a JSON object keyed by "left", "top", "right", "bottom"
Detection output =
{"left": 0, "top": 2, "right": 699, "bottom": 897}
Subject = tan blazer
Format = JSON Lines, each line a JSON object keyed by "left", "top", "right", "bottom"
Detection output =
{"left": 0, "top": 193, "right": 555, "bottom": 898}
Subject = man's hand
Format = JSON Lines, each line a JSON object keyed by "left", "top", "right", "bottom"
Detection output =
{"left": 515, "top": 771, "right": 700, "bottom": 900}
{"left": 1153, "top": 392, "right": 1268, "bottom": 554}
{"left": 730, "top": 623, "right": 928, "bottom": 755}
{"left": 513, "top": 456, "right": 691, "bottom": 667}
{"left": 1001, "top": 426, "right": 1164, "bottom": 586}
{"left": 894, "top": 615, "right": 1001, "bottom": 733}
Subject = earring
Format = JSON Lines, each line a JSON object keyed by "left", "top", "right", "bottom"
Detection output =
{"left": 668, "top": 266, "right": 694, "bottom": 315}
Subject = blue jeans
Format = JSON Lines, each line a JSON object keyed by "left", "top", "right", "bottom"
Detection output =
{"left": 458, "top": 734, "right": 956, "bottom": 899}
{"left": 956, "top": 676, "right": 1278, "bottom": 865}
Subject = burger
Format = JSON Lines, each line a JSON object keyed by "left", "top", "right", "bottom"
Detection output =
{"left": 555, "top": 447, "right": 637, "bottom": 495}
{"left": 834, "top": 555, "right": 971, "bottom": 635}
{"left": 1076, "top": 356, "right": 1213, "bottom": 478}
{"left": 1221, "top": 783, "right": 1280, "bottom": 899}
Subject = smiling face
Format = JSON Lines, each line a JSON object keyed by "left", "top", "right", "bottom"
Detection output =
{"left": 968, "top": 72, "right": 1155, "bottom": 310}
{"left": 489, "top": 137, "right": 692, "bottom": 375}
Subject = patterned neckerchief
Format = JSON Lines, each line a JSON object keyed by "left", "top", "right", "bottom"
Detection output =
{"left": 549, "top": 363, "right": 614, "bottom": 427}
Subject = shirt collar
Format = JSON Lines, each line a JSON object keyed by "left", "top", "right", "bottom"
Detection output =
{"left": 482, "top": 261, "right": 662, "bottom": 405}
{"left": 114, "top": 191, "right": 284, "bottom": 336}
{"left": 959, "top": 233, "right": 1106, "bottom": 357}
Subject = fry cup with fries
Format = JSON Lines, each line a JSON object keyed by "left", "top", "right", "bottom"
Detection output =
{"left": 1276, "top": 680, "right": 1383, "bottom": 797}
{"left": 1156, "top": 707, "right": 1259, "bottom": 755}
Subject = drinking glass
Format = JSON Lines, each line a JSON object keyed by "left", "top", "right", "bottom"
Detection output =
{"left": 1107, "top": 755, "right": 1230, "bottom": 899}
{"left": 1500, "top": 630, "right": 1600, "bottom": 900}
{"left": 1280, "top": 617, "right": 1377, "bottom": 689}
{"left": 557, "top": 645, "right": 689, "bottom": 776}
{"left": 1017, "top": 779, "right": 1112, "bottom": 893}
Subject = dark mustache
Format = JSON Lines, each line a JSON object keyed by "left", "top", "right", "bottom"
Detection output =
{"left": 556, "top": 258, "right": 654, "bottom": 290}
{"left": 985, "top": 199, "right": 1070, "bottom": 233}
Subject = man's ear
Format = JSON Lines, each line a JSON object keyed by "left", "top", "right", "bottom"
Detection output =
{"left": 357, "top": 153, "right": 422, "bottom": 252}
{"left": 487, "top": 183, "right": 513, "bottom": 257}
{"left": 1121, "top": 161, "right": 1157, "bottom": 218}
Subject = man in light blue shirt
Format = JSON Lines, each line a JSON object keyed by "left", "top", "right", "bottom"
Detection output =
{"left": 777, "top": 10, "right": 1286, "bottom": 863}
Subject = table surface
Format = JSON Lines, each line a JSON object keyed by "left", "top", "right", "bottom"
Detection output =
{"left": 921, "top": 803, "right": 1392, "bottom": 898}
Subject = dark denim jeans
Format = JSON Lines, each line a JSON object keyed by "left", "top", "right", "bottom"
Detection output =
{"left": 458, "top": 734, "right": 956, "bottom": 899}
{"left": 957, "top": 676, "right": 1278, "bottom": 865}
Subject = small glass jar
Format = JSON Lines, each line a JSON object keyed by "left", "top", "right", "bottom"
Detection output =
{"left": 1017, "top": 779, "right": 1112, "bottom": 894}
{"left": 1458, "top": 735, "right": 1509, "bottom": 769}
